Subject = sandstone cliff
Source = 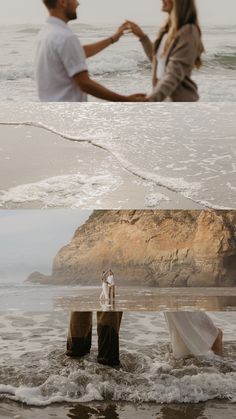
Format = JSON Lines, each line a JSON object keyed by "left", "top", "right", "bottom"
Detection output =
{"left": 28, "top": 210, "right": 236, "bottom": 287}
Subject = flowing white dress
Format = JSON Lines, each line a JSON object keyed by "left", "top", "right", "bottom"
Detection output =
{"left": 164, "top": 311, "right": 219, "bottom": 358}
{"left": 100, "top": 281, "right": 109, "bottom": 300}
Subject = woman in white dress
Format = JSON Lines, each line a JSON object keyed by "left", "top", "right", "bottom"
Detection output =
{"left": 106, "top": 270, "right": 115, "bottom": 300}
{"left": 124, "top": 0, "right": 204, "bottom": 101}
{"left": 164, "top": 311, "right": 223, "bottom": 358}
{"left": 99, "top": 271, "right": 109, "bottom": 301}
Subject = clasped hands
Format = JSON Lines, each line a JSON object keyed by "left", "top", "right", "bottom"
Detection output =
{"left": 111, "top": 21, "right": 150, "bottom": 102}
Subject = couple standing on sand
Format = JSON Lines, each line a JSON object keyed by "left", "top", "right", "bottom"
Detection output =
{"left": 100, "top": 269, "right": 115, "bottom": 302}
{"left": 36, "top": 0, "right": 204, "bottom": 102}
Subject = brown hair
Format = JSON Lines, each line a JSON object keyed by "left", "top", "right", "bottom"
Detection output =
{"left": 43, "top": 0, "right": 58, "bottom": 9}
{"left": 154, "top": 0, "right": 204, "bottom": 68}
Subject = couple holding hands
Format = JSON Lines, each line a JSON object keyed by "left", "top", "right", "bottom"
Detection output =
{"left": 100, "top": 269, "right": 116, "bottom": 302}
{"left": 37, "top": 0, "right": 204, "bottom": 102}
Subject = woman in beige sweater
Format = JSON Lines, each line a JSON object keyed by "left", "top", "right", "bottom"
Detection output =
{"left": 125, "top": 0, "right": 204, "bottom": 101}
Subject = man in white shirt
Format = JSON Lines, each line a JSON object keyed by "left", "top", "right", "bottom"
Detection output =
{"left": 36, "top": 0, "right": 145, "bottom": 102}
{"left": 106, "top": 269, "right": 116, "bottom": 300}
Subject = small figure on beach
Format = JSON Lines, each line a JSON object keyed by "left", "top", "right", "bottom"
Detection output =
{"left": 100, "top": 269, "right": 116, "bottom": 302}
{"left": 100, "top": 270, "right": 110, "bottom": 302}
{"left": 35, "top": 0, "right": 145, "bottom": 102}
{"left": 107, "top": 269, "right": 116, "bottom": 301}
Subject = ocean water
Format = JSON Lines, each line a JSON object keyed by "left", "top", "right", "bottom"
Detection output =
{"left": 0, "top": 103, "right": 235, "bottom": 209}
{"left": 0, "top": 311, "right": 235, "bottom": 413}
{"left": 0, "top": 24, "right": 236, "bottom": 102}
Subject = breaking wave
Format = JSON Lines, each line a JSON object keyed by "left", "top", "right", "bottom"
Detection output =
{"left": 0, "top": 345, "right": 236, "bottom": 406}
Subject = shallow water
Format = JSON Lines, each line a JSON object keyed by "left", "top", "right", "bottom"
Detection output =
{"left": 0, "top": 24, "right": 236, "bottom": 102}
{"left": 0, "top": 312, "right": 235, "bottom": 410}
{"left": 0, "top": 103, "right": 235, "bottom": 209}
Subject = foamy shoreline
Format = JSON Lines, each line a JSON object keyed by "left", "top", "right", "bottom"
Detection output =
{"left": 0, "top": 312, "right": 235, "bottom": 413}
{"left": 0, "top": 124, "right": 203, "bottom": 210}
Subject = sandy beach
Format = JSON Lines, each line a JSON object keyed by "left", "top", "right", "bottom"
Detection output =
{"left": 0, "top": 124, "right": 203, "bottom": 209}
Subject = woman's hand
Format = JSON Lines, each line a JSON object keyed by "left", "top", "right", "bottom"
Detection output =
{"left": 111, "top": 23, "right": 128, "bottom": 43}
{"left": 123, "top": 20, "right": 146, "bottom": 40}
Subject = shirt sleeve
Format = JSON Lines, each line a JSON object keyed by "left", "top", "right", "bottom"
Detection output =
{"left": 59, "top": 34, "right": 88, "bottom": 78}
{"left": 149, "top": 25, "right": 199, "bottom": 102}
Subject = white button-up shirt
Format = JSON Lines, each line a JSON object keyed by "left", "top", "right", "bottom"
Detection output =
{"left": 35, "top": 17, "right": 88, "bottom": 102}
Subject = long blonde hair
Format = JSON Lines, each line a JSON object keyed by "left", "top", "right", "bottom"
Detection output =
{"left": 154, "top": 0, "right": 204, "bottom": 68}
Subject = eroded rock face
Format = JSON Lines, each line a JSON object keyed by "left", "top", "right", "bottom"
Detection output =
{"left": 29, "top": 210, "right": 236, "bottom": 287}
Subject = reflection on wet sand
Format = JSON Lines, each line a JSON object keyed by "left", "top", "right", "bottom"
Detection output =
{"left": 0, "top": 400, "right": 232, "bottom": 419}
{"left": 68, "top": 403, "right": 206, "bottom": 419}
{"left": 55, "top": 287, "right": 236, "bottom": 312}
{"left": 68, "top": 403, "right": 119, "bottom": 419}
{"left": 67, "top": 402, "right": 207, "bottom": 419}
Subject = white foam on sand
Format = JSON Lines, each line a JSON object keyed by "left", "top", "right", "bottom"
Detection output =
{"left": 0, "top": 121, "right": 204, "bottom": 209}
{"left": 0, "top": 359, "right": 236, "bottom": 406}
{"left": 0, "top": 171, "right": 121, "bottom": 208}
{"left": 0, "top": 102, "right": 235, "bottom": 209}
{"left": 145, "top": 193, "right": 170, "bottom": 207}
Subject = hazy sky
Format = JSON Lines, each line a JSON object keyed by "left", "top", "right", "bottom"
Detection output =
{"left": 0, "top": 0, "right": 235, "bottom": 25}
{"left": 0, "top": 210, "right": 91, "bottom": 278}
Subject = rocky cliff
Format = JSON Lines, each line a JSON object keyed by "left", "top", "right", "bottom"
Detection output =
{"left": 28, "top": 210, "right": 236, "bottom": 287}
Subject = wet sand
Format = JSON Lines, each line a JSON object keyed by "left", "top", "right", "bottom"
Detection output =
{"left": 1, "top": 284, "right": 236, "bottom": 312}
{"left": 55, "top": 286, "right": 236, "bottom": 312}
{"left": 1, "top": 400, "right": 235, "bottom": 419}
{"left": 0, "top": 125, "right": 203, "bottom": 209}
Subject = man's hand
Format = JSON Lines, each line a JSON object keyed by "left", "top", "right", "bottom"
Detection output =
{"left": 126, "top": 93, "right": 148, "bottom": 102}
{"left": 74, "top": 72, "right": 148, "bottom": 102}
{"left": 84, "top": 23, "right": 127, "bottom": 57}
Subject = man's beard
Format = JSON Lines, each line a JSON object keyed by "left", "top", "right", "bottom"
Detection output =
{"left": 65, "top": 9, "right": 77, "bottom": 21}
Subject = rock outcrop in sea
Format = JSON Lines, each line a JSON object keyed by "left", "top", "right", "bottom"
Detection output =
{"left": 28, "top": 210, "right": 236, "bottom": 287}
